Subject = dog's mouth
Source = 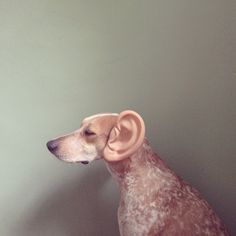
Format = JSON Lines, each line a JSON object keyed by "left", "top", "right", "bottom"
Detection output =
{"left": 81, "top": 161, "right": 89, "bottom": 165}
{"left": 52, "top": 154, "right": 90, "bottom": 165}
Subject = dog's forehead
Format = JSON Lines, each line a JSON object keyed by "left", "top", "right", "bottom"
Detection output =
{"left": 82, "top": 113, "right": 118, "bottom": 125}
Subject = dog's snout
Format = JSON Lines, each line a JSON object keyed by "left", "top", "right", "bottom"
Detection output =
{"left": 47, "top": 140, "right": 58, "bottom": 153}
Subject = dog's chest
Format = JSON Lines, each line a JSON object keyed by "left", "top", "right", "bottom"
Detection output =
{"left": 117, "top": 193, "right": 160, "bottom": 236}
{"left": 117, "top": 178, "right": 228, "bottom": 236}
{"left": 117, "top": 170, "right": 180, "bottom": 236}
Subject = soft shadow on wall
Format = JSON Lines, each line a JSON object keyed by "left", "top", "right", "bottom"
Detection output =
{"left": 16, "top": 162, "right": 120, "bottom": 236}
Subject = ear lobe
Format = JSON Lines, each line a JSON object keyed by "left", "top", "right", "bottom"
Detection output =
{"left": 103, "top": 110, "right": 145, "bottom": 162}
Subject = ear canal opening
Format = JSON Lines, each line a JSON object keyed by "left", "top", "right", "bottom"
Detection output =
{"left": 103, "top": 110, "right": 145, "bottom": 162}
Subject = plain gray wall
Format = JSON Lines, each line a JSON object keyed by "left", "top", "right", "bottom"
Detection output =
{"left": 0, "top": 1, "right": 235, "bottom": 235}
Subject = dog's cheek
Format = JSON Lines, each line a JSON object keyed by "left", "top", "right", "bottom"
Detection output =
{"left": 74, "top": 143, "right": 99, "bottom": 162}
{"left": 96, "top": 136, "right": 108, "bottom": 150}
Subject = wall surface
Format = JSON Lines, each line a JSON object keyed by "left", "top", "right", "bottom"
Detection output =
{"left": 0, "top": 1, "right": 235, "bottom": 235}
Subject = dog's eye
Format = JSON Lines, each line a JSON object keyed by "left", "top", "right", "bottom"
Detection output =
{"left": 84, "top": 129, "right": 96, "bottom": 136}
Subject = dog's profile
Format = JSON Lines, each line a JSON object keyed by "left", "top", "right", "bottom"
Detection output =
{"left": 47, "top": 110, "right": 228, "bottom": 236}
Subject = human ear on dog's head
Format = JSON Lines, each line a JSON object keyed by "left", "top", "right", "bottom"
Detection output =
{"left": 103, "top": 110, "right": 145, "bottom": 162}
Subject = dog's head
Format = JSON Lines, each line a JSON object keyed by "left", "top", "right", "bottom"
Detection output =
{"left": 47, "top": 110, "right": 145, "bottom": 164}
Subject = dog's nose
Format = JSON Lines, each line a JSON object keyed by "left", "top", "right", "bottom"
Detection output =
{"left": 47, "top": 140, "right": 58, "bottom": 153}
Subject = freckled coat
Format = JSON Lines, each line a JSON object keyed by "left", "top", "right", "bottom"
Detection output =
{"left": 106, "top": 140, "right": 229, "bottom": 236}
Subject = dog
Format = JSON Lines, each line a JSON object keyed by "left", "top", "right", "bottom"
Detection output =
{"left": 47, "top": 110, "right": 228, "bottom": 236}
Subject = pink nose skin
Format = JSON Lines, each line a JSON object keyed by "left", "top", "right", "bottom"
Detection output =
{"left": 47, "top": 140, "right": 58, "bottom": 153}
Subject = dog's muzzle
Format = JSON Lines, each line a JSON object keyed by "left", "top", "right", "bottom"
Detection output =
{"left": 47, "top": 140, "right": 91, "bottom": 165}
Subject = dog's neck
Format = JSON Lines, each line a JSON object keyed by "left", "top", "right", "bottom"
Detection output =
{"left": 105, "top": 138, "right": 174, "bottom": 189}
